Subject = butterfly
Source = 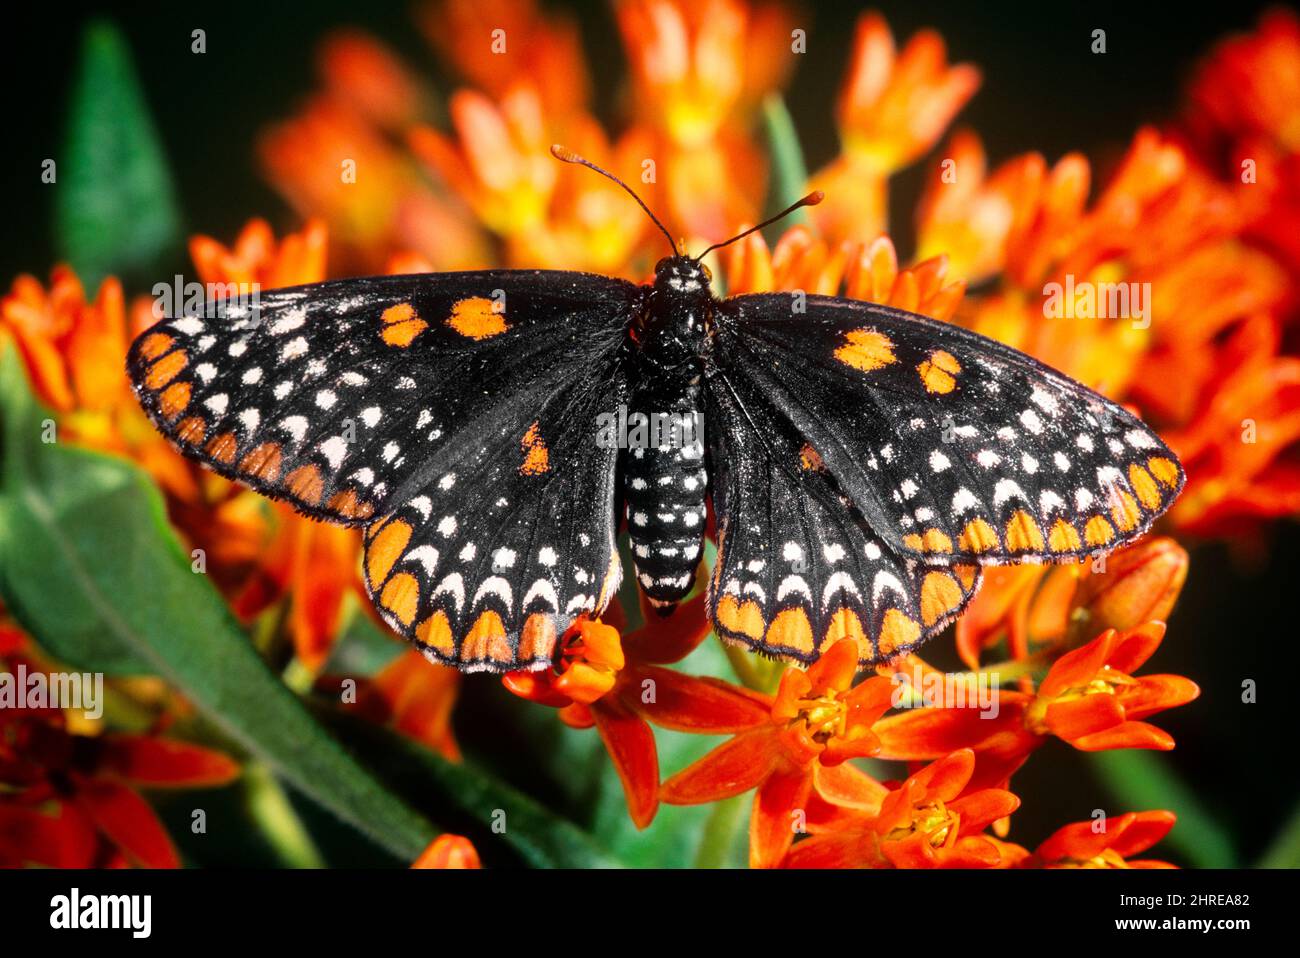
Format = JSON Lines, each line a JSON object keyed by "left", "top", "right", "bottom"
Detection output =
{"left": 128, "top": 146, "right": 1185, "bottom": 674}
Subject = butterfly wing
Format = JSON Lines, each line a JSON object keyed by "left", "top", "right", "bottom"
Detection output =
{"left": 711, "top": 294, "right": 1184, "bottom": 566}
{"left": 129, "top": 270, "right": 640, "bottom": 671}
{"left": 705, "top": 360, "right": 980, "bottom": 668}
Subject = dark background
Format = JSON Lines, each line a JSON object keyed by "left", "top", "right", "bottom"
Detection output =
{"left": 1, "top": 1, "right": 1296, "bottom": 867}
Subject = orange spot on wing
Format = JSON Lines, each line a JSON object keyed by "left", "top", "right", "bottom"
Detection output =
{"left": 1110, "top": 489, "right": 1142, "bottom": 532}
{"left": 462, "top": 610, "right": 510, "bottom": 662}
{"left": 447, "top": 296, "right": 507, "bottom": 340}
{"left": 520, "top": 421, "right": 550, "bottom": 476}
{"left": 381, "top": 302, "right": 428, "bottom": 348}
{"left": 1147, "top": 457, "right": 1180, "bottom": 488}
{"left": 834, "top": 328, "right": 896, "bottom": 372}
{"left": 1048, "top": 518, "right": 1082, "bottom": 552}
{"left": 176, "top": 416, "right": 206, "bottom": 444}
{"left": 518, "top": 613, "right": 557, "bottom": 662}
{"left": 1084, "top": 515, "right": 1116, "bottom": 546}
{"left": 366, "top": 519, "right": 413, "bottom": 585}
{"left": 240, "top": 442, "right": 282, "bottom": 481}
{"left": 799, "top": 443, "right": 825, "bottom": 472}
{"left": 917, "top": 349, "right": 961, "bottom": 394}
{"left": 286, "top": 464, "right": 325, "bottom": 505}
{"left": 138, "top": 332, "right": 173, "bottom": 361}
{"left": 824, "top": 607, "right": 867, "bottom": 656}
{"left": 159, "top": 381, "right": 191, "bottom": 419}
{"left": 920, "top": 572, "right": 964, "bottom": 627}
{"left": 716, "top": 594, "right": 765, "bottom": 640}
{"left": 1128, "top": 464, "right": 1162, "bottom": 509}
{"left": 328, "top": 488, "right": 373, "bottom": 519}
{"left": 146, "top": 350, "right": 187, "bottom": 389}
{"left": 205, "top": 431, "right": 239, "bottom": 464}
{"left": 765, "top": 607, "right": 815, "bottom": 654}
{"left": 958, "top": 518, "right": 999, "bottom": 553}
{"left": 415, "top": 610, "right": 455, "bottom": 655}
{"left": 877, "top": 608, "right": 921, "bottom": 658}
{"left": 1004, "top": 510, "right": 1045, "bottom": 552}
{"left": 380, "top": 572, "right": 420, "bottom": 627}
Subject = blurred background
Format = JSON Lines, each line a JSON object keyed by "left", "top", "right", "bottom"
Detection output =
{"left": 1, "top": 1, "right": 1296, "bottom": 868}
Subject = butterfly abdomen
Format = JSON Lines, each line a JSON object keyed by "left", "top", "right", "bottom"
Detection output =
{"left": 624, "top": 382, "right": 707, "bottom": 609}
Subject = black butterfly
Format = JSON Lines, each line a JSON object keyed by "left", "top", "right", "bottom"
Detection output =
{"left": 127, "top": 146, "right": 1184, "bottom": 673}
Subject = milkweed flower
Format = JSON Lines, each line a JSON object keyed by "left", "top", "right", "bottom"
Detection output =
{"left": 875, "top": 623, "right": 1200, "bottom": 792}
{"left": 1024, "top": 810, "right": 1177, "bottom": 869}
{"left": 783, "top": 750, "right": 1020, "bottom": 869}
{"left": 810, "top": 12, "right": 980, "bottom": 244}
{"left": 0, "top": 647, "right": 239, "bottom": 868}
{"left": 659, "top": 639, "right": 896, "bottom": 867}
{"left": 505, "top": 595, "right": 769, "bottom": 828}
{"left": 412, "top": 833, "right": 482, "bottom": 869}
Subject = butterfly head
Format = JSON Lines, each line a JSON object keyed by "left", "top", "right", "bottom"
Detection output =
{"left": 654, "top": 256, "right": 713, "bottom": 297}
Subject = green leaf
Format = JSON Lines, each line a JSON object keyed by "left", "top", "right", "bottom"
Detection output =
{"left": 55, "top": 19, "right": 182, "bottom": 286}
{"left": 761, "top": 94, "right": 811, "bottom": 228}
{"left": 1088, "top": 750, "right": 1237, "bottom": 868}
{"left": 318, "top": 707, "right": 623, "bottom": 868}
{"left": 0, "top": 346, "right": 434, "bottom": 861}
{"left": 1257, "top": 800, "right": 1300, "bottom": 869}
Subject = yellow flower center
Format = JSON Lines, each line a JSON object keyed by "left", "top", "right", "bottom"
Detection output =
{"left": 1025, "top": 665, "right": 1135, "bottom": 733}
{"left": 795, "top": 693, "right": 848, "bottom": 743}
{"left": 887, "top": 801, "right": 960, "bottom": 848}
{"left": 1056, "top": 849, "right": 1131, "bottom": 869}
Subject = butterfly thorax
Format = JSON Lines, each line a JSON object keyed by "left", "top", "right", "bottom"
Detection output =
{"left": 623, "top": 255, "right": 713, "bottom": 610}
{"left": 634, "top": 256, "right": 714, "bottom": 375}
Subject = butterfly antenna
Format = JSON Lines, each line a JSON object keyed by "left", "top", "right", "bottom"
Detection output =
{"left": 692, "top": 191, "right": 824, "bottom": 262}
{"left": 551, "top": 144, "right": 679, "bottom": 256}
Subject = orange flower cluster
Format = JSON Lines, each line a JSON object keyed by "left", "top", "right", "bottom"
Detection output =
{"left": 0, "top": 629, "right": 239, "bottom": 867}
{"left": 4, "top": 2, "right": 1296, "bottom": 868}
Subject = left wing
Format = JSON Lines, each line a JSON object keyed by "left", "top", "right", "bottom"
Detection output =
{"left": 711, "top": 294, "right": 1184, "bottom": 566}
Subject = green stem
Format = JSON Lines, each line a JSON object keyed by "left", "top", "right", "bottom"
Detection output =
{"left": 762, "top": 94, "right": 811, "bottom": 225}
{"left": 695, "top": 794, "right": 747, "bottom": 868}
{"left": 243, "top": 761, "right": 326, "bottom": 869}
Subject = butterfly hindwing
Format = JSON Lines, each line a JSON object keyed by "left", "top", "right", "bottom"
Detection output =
{"left": 705, "top": 360, "right": 980, "bottom": 668}
{"left": 365, "top": 354, "right": 629, "bottom": 672}
{"left": 128, "top": 270, "right": 640, "bottom": 525}
{"left": 712, "top": 294, "right": 1184, "bottom": 566}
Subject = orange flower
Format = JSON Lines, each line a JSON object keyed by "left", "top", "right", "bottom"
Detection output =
{"left": 1026, "top": 810, "right": 1177, "bottom": 869}
{"left": 0, "top": 653, "right": 239, "bottom": 868}
{"left": 784, "top": 750, "right": 1021, "bottom": 869}
{"left": 618, "top": 0, "right": 790, "bottom": 149}
{"left": 954, "top": 537, "right": 1189, "bottom": 669}
{"left": 189, "top": 217, "right": 328, "bottom": 292}
{"left": 418, "top": 0, "right": 589, "bottom": 116}
{"left": 317, "top": 31, "right": 428, "bottom": 133}
{"left": 411, "top": 833, "right": 481, "bottom": 869}
{"left": 875, "top": 623, "right": 1198, "bottom": 792}
{"left": 660, "top": 639, "right": 896, "bottom": 867}
{"left": 722, "top": 228, "right": 965, "bottom": 321}
{"left": 506, "top": 595, "right": 769, "bottom": 829}
{"left": 811, "top": 12, "right": 979, "bottom": 243}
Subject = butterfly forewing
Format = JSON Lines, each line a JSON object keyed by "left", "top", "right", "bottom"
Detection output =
{"left": 712, "top": 294, "right": 1185, "bottom": 567}
{"left": 705, "top": 359, "right": 981, "bottom": 667}
{"left": 128, "top": 270, "right": 638, "bottom": 524}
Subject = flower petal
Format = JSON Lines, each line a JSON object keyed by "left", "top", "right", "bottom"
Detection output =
{"left": 660, "top": 728, "right": 780, "bottom": 805}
